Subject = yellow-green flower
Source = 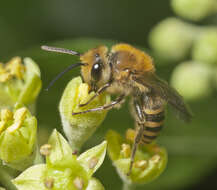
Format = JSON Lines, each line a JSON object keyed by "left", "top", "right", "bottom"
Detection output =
{"left": 13, "top": 129, "right": 106, "bottom": 190}
{"left": 59, "top": 76, "right": 110, "bottom": 150}
{"left": 106, "top": 129, "right": 167, "bottom": 185}
{"left": 0, "top": 106, "right": 37, "bottom": 171}
{"left": 0, "top": 57, "right": 42, "bottom": 112}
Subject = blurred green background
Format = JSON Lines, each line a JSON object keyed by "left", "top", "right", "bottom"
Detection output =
{"left": 1, "top": 0, "right": 217, "bottom": 189}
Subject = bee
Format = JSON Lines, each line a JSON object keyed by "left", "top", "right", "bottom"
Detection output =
{"left": 42, "top": 43, "right": 192, "bottom": 175}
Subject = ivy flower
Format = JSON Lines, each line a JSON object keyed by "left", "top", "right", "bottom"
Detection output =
{"left": 13, "top": 129, "right": 107, "bottom": 190}
{"left": 106, "top": 129, "right": 167, "bottom": 185}
{"left": 0, "top": 57, "right": 42, "bottom": 112}
{"left": 0, "top": 106, "right": 37, "bottom": 171}
{"left": 59, "top": 76, "right": 110, "bottom": 151}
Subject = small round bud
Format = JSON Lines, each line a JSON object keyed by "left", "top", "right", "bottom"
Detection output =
{"left": 193, "top": 29, "right": 217, "bottom": 65}
{"left": 170, "top": 61, "right": 213, "bottom": 100}
{"left": 171, "top": 0, "right": 217, "bottom": 21}
{"left": 149, "top": 18, "right": 198, "bottom": 63}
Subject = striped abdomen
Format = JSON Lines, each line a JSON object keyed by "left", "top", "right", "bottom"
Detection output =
{"left": 141, "top": 107, "right": 165, "bottom": 144}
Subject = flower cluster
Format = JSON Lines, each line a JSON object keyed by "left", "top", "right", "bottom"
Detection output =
{"left": 13, "top": 130, "right": 106, "bottom": 190}
{"left": 149, "top": 0, "right": 217, "bottom": 101}
{"left": 106, "top": 130, "right": 167, "bottom": 185}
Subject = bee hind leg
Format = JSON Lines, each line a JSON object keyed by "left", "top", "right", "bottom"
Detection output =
{"left": 127, "top": 99, "right": 145, "bottom": 176}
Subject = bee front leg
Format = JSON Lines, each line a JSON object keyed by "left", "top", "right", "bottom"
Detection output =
{"left": 79, "top": 83, "right": 111, "bottom": 107}
{"left": 72, "top": 94, "right": 125, "bottom": 115}
{"left": 127, "top": 99, "right": 145, "bottom": 176}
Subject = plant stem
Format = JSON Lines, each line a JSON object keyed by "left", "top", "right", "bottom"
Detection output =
{"left": 34, "top": 144, "right": 44, "bottom": 165}
{"left": 0, "top": 164, "right": 17, "bottom": 190}
{"left": 123, "top": 183, "right": 136, "bottom": 190}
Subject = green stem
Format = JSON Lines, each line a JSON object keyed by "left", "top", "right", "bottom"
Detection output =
{"left": 122, "top": 183, "right": 136, "bottom": 190}
{"left": 0, "top": 164, "right": 17, "bottom": 190}
{"left": 33, "top": 144, "right": 44, "bottom": 165}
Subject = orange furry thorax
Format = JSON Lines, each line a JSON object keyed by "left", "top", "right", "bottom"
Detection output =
{"left": 111, "top": 44, "right": 155, "bottom": 73}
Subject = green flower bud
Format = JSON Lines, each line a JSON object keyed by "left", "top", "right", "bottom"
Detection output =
{"left": 171, "top": 0, "right": 217, "bottom": 21}
{"left": 0, "top": 107, "right": 37, "bottom": 171}
{"left": 0, "top": 57, "right": 42, "bottom": 112}
{"left": 106, "top": 130, "right": 167, "bottom": 184}
{"left": 192, "top": 29, "right": 217, "bottom": 65}
{"left": 59, "top": 76, "right": 110, "bottom": 150}
{"left": 149, "top": 18, "right": 200, "bottom": 63}
{"left": 13, "top": 129, "right": 107, "bottom": 190}
{"left": 170, "top": 61, "right": 213, "bottom": 100}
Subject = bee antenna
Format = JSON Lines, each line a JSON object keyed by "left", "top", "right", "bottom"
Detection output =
{"left": 41, "top": 45, "right": 80, "bottom": 56}
{"left": 45, "top": 62, "right": 84, "bottom": 91}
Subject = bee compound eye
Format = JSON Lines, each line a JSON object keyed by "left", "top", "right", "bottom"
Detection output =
{"left": 91, "top": 63, "right": 102, "bottom": 82}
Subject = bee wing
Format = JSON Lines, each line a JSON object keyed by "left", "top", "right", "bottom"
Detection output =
{"left": 132, "top": 73, "right": 193, "bottom": 122}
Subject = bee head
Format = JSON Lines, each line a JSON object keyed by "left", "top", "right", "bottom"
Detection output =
{"left": 41, "top": 45, "right": 111, "bottom": 91}
{"left": 80, "top": 46, "right": 111, "bottom": 91}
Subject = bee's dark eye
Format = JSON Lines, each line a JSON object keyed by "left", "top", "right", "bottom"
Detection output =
{"left": 91, "top": 63, "right": 102, "bottom": 81}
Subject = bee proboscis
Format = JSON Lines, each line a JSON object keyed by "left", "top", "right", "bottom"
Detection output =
{"left": 42, "top": 43, "right": 192, "bottom": 175}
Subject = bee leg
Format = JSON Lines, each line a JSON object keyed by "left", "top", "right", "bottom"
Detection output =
{"left": 72, "top": 94, "right": 125, "bottom": 115}
{"left": 127, "top": 100, "right": 145, "bottom": 176}
{"left": 79, "top": 83, "right": 111, "bottom": 107}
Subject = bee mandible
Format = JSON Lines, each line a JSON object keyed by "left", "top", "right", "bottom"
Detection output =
{"left": 42, "top": 44, "right": 192, "bottom": 175}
